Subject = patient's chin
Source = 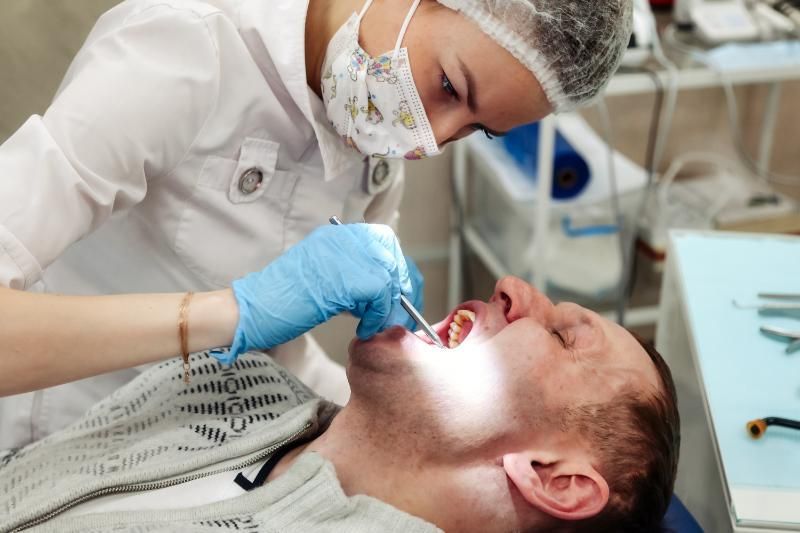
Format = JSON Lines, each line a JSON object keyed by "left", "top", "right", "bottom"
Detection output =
{"left": 350, "top": 326, "right": 408, "bottom": 353}
{"left": 347, "top": 326, "right": 413, "bottom": 375}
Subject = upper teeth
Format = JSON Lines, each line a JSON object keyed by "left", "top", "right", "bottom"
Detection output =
{"left": 448, "top": 309, "right": 475, "bottom": 348}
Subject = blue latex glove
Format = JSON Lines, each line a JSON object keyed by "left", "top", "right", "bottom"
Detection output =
{"left": 220, "top": 224, "right": 413, "bottom": 365}
{"left": 386, "top": 255, "right": 424, "bottom": 331}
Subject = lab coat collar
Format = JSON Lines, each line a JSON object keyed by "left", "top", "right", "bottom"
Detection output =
{"left": 239, "top": 0, "right": 363, "bottom": 181}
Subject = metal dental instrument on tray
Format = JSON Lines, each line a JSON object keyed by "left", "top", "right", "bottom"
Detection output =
{"left": 735, "top": 293, "right": 800, "bottom": 354}
{"left": 732, "top": 293, "right": 800, "bottom": 311}
{"left": 328, "top": 216, "right": 445, "bottom": 349}
{"left": 759, "top": 325, "right": 800, "bottom": 354}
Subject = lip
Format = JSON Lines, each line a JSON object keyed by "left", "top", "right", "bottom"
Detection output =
{"left": 414, "top": 300, "right": 484, "bottom": 349}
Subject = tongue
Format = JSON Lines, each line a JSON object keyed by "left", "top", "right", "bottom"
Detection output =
{"left": 458, "top": 320, "right": 474, "bottom": 345}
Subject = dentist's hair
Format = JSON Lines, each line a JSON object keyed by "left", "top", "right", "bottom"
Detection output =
{"left": 434, "top": 0, "right": 633, "bottom": 112}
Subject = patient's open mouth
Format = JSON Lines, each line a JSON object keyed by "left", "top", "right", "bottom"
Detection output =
{"left": 446, "top": 309, "right": 475, "bottom": 348}
{"left": 412, "top": 303, "right": 480, "bottom": 349}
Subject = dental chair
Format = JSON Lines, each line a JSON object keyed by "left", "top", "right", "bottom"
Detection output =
{"left": 663, "top": 495, "right": 703, "bottom": 532}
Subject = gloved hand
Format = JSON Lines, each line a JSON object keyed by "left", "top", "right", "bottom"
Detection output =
{"left": 386, "top": 255, "right": 424, "bottom": 331}
{"left": 220, "top": 223, "right": 413, "bottom": 365}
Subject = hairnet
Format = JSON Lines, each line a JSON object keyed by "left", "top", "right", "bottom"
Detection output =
{"left": 435, "top": 0, "right": 633, "bottom": 112}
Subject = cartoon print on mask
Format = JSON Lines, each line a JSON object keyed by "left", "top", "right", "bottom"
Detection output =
{"left": 367, "top": 55, "right": 398, "bottom": 84}
{"left": 321, "top": 4, "right": 439, "bottom": 160}
{"left": 322, "top": 67, "right": 337, "bottom": 100}
{"left": 403, "top": 146, "right": 426, "bottom": 160}
{"left": 345, "top": 97, "right": 360, "bottom": 122}
{"left": 360, "top": 93, "right": 384, "bottom": 124}
{"left": 348, "top": 48, "right": 369, "bottom": 81}
{"left": 392, "top": 101, "right": 416, "bottom": 129}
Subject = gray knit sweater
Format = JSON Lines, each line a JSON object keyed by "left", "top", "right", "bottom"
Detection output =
{"left": 0, "top": 353, "right": 441, "bottom": 533}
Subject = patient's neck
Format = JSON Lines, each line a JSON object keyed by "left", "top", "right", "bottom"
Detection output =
{"left": 268, "top": 402, "right": 457, "bottom": 529}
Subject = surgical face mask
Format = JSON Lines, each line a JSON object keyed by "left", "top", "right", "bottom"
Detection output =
{"left": 320, "top": 0, "right": 440, "bottom": 160}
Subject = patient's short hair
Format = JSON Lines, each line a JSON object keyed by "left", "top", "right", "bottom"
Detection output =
{"left": 544, "top": 335, "right": 681, "bottom": 533}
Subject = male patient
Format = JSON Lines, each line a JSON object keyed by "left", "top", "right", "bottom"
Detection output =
{"left": 0, "top": 276, "right": 679, "bottom": 533}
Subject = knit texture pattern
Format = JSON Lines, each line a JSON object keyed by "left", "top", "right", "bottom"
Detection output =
{"left": 0, "top": 352, "right": 318, "bottom": 530}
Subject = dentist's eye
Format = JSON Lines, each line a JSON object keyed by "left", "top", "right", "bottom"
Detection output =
{"left": 442, "top": 73, "right": 459, "bottom": 100}
{"left": 468, "top": 123, "right": 495, "bottom": 140}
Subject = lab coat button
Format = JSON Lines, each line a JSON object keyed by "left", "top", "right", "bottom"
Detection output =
{"left": 238, "top": 168, "right": 263, "bottom": 194}
{"left": 372, "top": 160, "right": 390, "bottom": 187}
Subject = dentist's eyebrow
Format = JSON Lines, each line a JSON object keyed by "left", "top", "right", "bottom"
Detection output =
{"left": 457, "top": 57, "right": 478, "bottom": 114}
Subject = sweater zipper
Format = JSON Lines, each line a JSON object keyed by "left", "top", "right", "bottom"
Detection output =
{"left": 11, "top": 423, "right": 312, "bottom": 532}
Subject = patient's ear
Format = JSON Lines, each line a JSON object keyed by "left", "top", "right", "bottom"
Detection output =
{"left": 503, "top": 451, "right": 609, "bottom": 521}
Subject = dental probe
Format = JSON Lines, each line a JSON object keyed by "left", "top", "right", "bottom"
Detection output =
{"left": 328, "top": 216, "right": 446, "bottom": 349}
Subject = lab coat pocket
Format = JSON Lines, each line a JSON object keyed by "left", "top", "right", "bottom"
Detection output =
{"left": 226, "top": 138, "right": 278, "bottom": 204}
{"left": 175, "top": 138, "right": 299, "bottom": 288}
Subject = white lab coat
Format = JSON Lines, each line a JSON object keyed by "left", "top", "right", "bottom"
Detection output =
{"left": 0, "top": 0, "right": 406, "bottom": 450}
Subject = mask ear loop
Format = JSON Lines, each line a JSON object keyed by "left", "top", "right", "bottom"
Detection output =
{"left": 392, "top": 0, "right": 422, "bottom": 62}
{"left": 356, "top": 0, "right": 375, "bottom": 24}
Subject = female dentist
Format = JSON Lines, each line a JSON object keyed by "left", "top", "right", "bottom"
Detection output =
{"left": 0, "top": 0, "right": 631, "bottom": 450}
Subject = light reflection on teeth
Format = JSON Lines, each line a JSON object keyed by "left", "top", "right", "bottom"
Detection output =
{"left": 448, "top": 309, "right": 475, "bottom": 348}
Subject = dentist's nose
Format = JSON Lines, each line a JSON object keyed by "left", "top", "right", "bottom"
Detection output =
{"left": 490, "top": 276, "right": 554, "bottom": 323}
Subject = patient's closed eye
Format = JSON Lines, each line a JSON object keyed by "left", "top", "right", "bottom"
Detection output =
{"left": 551, "top": 329, "right": 567, "bottom": 348}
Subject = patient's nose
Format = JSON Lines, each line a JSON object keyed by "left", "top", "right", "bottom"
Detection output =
{"left": 490, "top": 276, "right": 553, "bottom": 323}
